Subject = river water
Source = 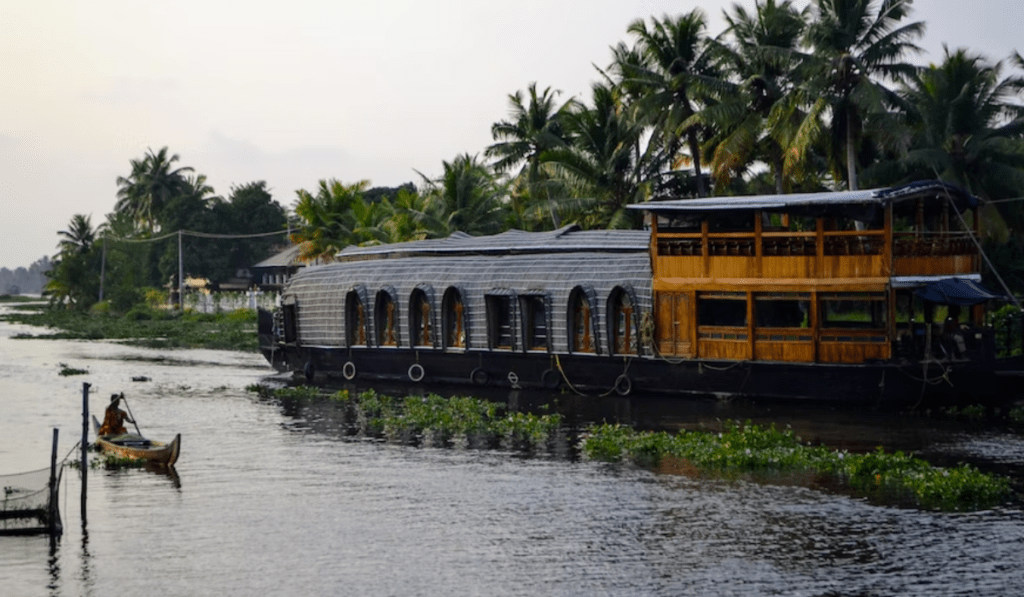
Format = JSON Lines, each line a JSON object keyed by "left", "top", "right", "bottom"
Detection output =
{"left": 2, "top": 307, "right": 1024, "bottom": 596}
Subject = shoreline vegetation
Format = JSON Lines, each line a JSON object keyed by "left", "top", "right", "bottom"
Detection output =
{"left": 0, "top": 299, "right": 258, "bottom": 352}
{"left": 250, "top": 385, "right": 1016, "bottom": 513}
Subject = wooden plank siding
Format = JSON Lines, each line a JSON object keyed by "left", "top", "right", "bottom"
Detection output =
{"left": 649, "top": 203, "right": 979, "bottom": 365}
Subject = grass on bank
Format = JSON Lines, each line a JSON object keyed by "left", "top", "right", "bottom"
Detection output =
{"left": 581, "top": 421, "right": 1013, "bottom": 512}
{"left": 0, "top": 294, "right": 46, "bottom": 303}
{"left": 0, "top": 302, "right": 258, "bottom": 351}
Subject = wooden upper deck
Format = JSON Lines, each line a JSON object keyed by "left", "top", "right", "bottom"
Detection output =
{"left": 635, "top": 181, "right": 981, "bottom": 291}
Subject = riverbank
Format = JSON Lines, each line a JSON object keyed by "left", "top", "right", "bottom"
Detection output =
{"left": 0, "top": 302, "right": 258, "bottom": 351}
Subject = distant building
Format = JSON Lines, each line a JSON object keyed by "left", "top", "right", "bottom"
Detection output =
{"left": 251, "top": 244, "right": 306, "bottom": 291}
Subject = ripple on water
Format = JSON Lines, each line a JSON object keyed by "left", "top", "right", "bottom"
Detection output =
{"left": 2, "top": 308, "right": 1024, "bottom": 596}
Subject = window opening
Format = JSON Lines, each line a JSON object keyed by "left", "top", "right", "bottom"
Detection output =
{"left": 410, "top": 289, "right": 433, "bottom": 347}
{"left": 346, "top": 291, "right": 366, "bottom": 346}
{"left": 442, "top": 288, "right": 466, "bottom": 349}
{"left": 569, "top": 288, "right": 596, "bottom": 353}
{"left": 486, "top": 295, "right": 515, "bottom": 350}
{"left": 610, "top": 288, "right": 637, "bottom": 355}
{"left": 820, "top": 293, "right": 887, "bottom": 329}
{"left": 375, "top": 291, "right": 399, "bottom": 346}
{"left": 754, "top": 294, "right": 809, "bottom": 328}
{"left": 521, "top": 295, "right": 549, "bottom": 351}
{"left": 698, "top": 292, "right": 747, "bottom": 327}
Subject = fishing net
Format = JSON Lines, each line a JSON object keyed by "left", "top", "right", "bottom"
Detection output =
{"left": 0, "top": 466, "right": 59, "bottom": 533}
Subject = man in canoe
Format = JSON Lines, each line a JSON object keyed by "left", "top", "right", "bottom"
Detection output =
{"left": 98, "top": 393, "right": 134, "bottom": 436}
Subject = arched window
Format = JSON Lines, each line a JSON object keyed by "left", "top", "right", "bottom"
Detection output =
{"left": 568, "top": 286, "right": 597, "bottom": 354}
{"left": 345, "top": 289, "right": 368, "bottom": 346}
{"left": 409, "top": 287, "right": 435, "bottom": 348}
{"left": 375, "top": 287, "right": 399, "bottom": 347}
{"left": 442, "top": 287, "right": 466, "bottom": 349}
{"left": 609, "top": 286, "right": 638, "bottom": 355}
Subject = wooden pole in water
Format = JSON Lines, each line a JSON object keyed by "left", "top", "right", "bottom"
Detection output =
{"left": 81, "top": 382, "right": 90, "bottom": 524}
{"left": 49, "top": 427, "right": 59, "bottom": 537}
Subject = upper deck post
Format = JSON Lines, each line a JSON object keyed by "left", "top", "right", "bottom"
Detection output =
{"left": 815, "top": 217, "right": 824, "bottom": 277}
{"left": 754, "top": 210, "right": 763, "bottom": 277}
{"left": 883, "top": 203, "right": 893, "bottom": 276}
{"left": 701, "top": 220, "right": 710, "bottom": 278}
{"left": 648, "top": 212, "right": 659, "bottom": 278}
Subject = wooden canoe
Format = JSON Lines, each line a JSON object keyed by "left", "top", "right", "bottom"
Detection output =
{"left": 91, "top": 415, "right": 181, "bottom": 466}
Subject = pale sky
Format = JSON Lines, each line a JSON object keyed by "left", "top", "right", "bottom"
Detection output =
{"left": 1, "top": 0, "right": 1021, "bottom": 269}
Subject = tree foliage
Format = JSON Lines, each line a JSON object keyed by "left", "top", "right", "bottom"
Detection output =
{"left": 42, "top": 3, "right": 1024, "bottom": 304}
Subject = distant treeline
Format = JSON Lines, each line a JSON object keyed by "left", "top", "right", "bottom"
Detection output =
{"left": 0, "top": 256, "right": 52, "bottom": 295}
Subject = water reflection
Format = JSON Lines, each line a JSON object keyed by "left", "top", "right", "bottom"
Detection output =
{"left": 4, "top": 306, "right": 1024, "bottom": 596}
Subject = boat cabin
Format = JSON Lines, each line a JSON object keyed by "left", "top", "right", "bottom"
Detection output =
{"left": 631, "top": 181, "right": 991, "bottom": 365}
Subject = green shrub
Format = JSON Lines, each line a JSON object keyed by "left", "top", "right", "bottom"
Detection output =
{"left": 89, "top": 300, "right": 113, "bottom": 316}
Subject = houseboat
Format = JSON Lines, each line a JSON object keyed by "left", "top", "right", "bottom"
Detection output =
{"left": 258, "top": 180, "right": 1021, "bottom": 404}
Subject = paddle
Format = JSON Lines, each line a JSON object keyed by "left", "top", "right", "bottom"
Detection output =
{"left": 119, "top": 394, "right": 144, "bottom": 437}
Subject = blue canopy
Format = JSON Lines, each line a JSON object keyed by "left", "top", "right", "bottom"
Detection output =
{"left": 914, "top": 278, "right": 1003, "bottom": 306}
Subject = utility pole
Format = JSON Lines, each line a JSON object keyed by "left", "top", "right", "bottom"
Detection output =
{"left": 178, "top": 230, "right": 184, "bottom": 311}
{"left": 98, "top": 237, "right": 106, "bottom": 302}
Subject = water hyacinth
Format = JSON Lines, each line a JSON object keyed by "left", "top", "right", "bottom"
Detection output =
{"left": 580, "top": 421, "right": 1013, "bottom": 512}
{"left": 247, "top": 385, "right": 561, "bottom": 448}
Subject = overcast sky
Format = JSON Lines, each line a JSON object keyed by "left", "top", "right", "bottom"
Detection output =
{"left": 1, "top": 0, "right": 1021, "bottom": 269}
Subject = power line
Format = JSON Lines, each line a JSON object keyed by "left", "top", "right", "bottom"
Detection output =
{"left": 102, "top": 229, "right": 289, "bottom": 243}
{"left": 96, "top": 228, "right": 292, "bottom": 308}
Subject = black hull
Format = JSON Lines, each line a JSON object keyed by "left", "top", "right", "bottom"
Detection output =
{"left": 261, "top": 342, "right": 1014, "bottom": 406}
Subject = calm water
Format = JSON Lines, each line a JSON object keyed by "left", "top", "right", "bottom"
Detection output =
{"left": 2, "top": 307, "right": 1024, "bottom": 596}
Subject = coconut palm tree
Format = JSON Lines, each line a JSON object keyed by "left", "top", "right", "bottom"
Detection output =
{"left": 386, "top": 186, "right": 431, "bottom": 243}
{"left": 486, "top": 83, "right": 576, "bottom": 228}
{"left": 795, "top": 0, "right": 924, "bottom": 190}
{"left": 902, "top": 47, "right": 1024, "bottom": 200}
{"left": 57, "top": 214, "right": 96, "bottom": 256}
{"left": 544, "top": 83, "right": 648, "bottom": 229}
{"left": 115, "top": 147, "right": 194, "bottom": 232}
{"left": 46, "top": 214, "right": 99, "bottom": 309}
{"left": 290, "top": 179, "right": 369, "bottom": 262}
{"left": 413, "top": 155, "right": 509, "bottom": 238}
{"left": 697, "top": 0, "right": 809, "bottom": 193}
{"left": 615, "top": 10, "right": 723, "bottom": 197}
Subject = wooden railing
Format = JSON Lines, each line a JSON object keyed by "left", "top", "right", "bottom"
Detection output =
{"left": 655, "top": 227, "right": 977, "bottom": 279}
{"left": 893, "top": 232, "right": 977, "bottom": 257}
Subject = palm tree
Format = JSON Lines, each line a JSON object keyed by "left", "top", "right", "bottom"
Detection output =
{"left": 698, "top": 0, "right": 808, "bottom": 193}
{"left": 47, "top": 214, "right": 99, "bottom": 309}
{"left": 545, "top": 83, "right": 648, "bottom": 228}
{"left": 115, "top": 147, "right": 194, "bottom": 232}
{"left": 413, "top": 155, "right": 509, "bottom": 237}
{"left": 902, "top": 48, "right": 1024, "bottom": 197}
{"left": 486, "top": 83, "right": 576, "bottom": 228}
{"left": 57, "top": 214, "right": 96, "bottom": 256}
{"left": 901, "top": 48, "right": 1024, "bottom": 239}
{"left": 795, "top": 0, "right": 924, "bottom": 190}
{"left": 290, "top": 179, "right": 369, "bottom": 262}
{"left": 350, "top": 194, "right": 396, "bottom": 246}
{"left": 386, "top": 186, "right": 431, "bottom": 243}
{"left": 615, "top": 10, "right": 722, "bottom": 197}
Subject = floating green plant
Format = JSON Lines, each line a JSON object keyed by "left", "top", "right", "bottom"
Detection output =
{"left": 1010, "top": 406, "right": 1024, "bottom": 423}
{"left": 271, "top": 385, "right": 322, "bottom": 400}
{"left": 67, "top": 453, "right": 144, "bottom": 469}
{"left": 941, "top": 404, "right": 988, "bottom": 421}
{"left": 246, "top": 385, "right": 561, "bottom": 447}
{"left": 580, "top": 421, "right": 1013, "bottom": 512}
{"left": 58, "top": 362, "right": 89, "bottom": 376}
